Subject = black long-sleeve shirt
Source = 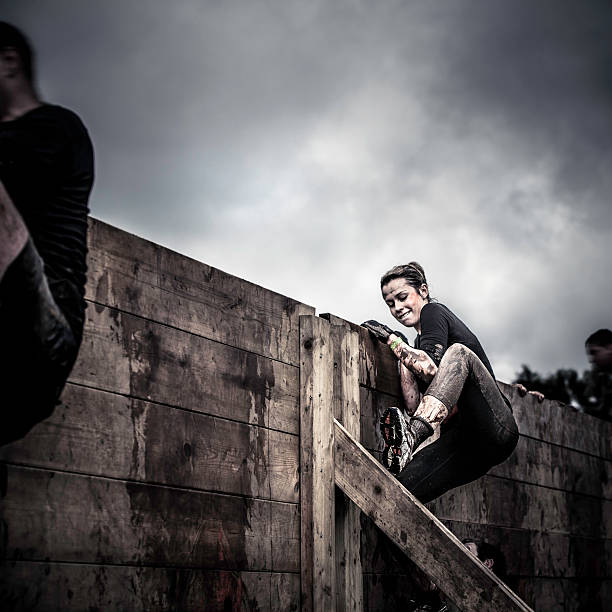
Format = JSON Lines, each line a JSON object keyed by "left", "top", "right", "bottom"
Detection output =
{"left": 0, "top": 104, "right": 94, "bottom": 341}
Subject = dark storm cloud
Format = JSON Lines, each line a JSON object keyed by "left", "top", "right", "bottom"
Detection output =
{"left": 428, "top": 0, "right": 612, "bottom": 225}
{"left": 4, "top": 1, "right": 611, "bottom": 380}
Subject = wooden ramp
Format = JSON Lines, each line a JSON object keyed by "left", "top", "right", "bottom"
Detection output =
{"left": 300, "top": 314, "right": 532, "bottom": 611}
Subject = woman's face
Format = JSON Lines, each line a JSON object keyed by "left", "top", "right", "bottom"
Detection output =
{"left": 382, "top": 278, "right": 428, "bottom": 331}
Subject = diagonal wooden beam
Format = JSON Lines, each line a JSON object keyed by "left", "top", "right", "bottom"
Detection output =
{"left": 334, "top": 419, "right": 533, "bottom": 612}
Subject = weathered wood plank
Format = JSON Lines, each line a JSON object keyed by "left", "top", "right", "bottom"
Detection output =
{"left": 334, "top": 420, "right": 532, "bottom": 611}
{"left": 70, "top": 304, "right": 300, "bottom": 434}
{"left": 0, "top": 384, "right": 299, "bottom": 503}
{"left": 500, "top": 382, "right": 612, "bottom": 459}
{"left": 0, "top": 561, "right": 299, "bottom": 611}
{"left": 0, "top": 465, "right": 299, "bottom": 572}
{"left": 363, "top": 572, "right": 423, "bottom": 612}
{"left": 87, "top": 218, "right": 315, "bottom": 366}
{"left": 489, "top": 434, "right": 612, "bottom": 499}
{"left": 516, "top": 576, "right": 611, "bottom": 612}
{"left": 441, "top": 520, "right": 612, "bottom": 579}
{"left": 427, "top": 475, "right": 612, "bottom": 538}
{"left": 360, "top": 386, "right": 402, "bottom": 453}
{"left": 299, "top": 315, "right": 336, "bottom": 611}
{"left": 326, "top": 318, "right": 363, "bottom": 612}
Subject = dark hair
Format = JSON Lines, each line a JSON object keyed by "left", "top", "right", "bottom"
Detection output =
{"left": 380, "top": 261, "right": 430, "bottom": 301}
{"left": 478, "top": 542, "right": 506, "bottom": 579}
{"left": 0, "top": 22, "right": 34, "bottom": 82}
{"left": 586, "top": 329, "right": 612, "bottom": 347}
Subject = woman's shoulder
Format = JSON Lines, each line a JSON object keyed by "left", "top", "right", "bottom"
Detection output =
{"left": 421, "top": 301, "right": 452, "bottom": 318}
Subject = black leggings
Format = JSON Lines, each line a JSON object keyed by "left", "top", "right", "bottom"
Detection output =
{"left": 398, "top": 343, "right": 519, "bottom": 503}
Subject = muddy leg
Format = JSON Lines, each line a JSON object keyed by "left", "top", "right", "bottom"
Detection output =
{"left": 399, "top": 362, "right": 421, "bottom": 415}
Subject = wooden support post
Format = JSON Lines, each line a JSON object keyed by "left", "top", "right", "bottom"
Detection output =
{"left": 326, "top": 315, "right": 363, "bottom": 612}
{"left": 300, "top": 315, "right": 335, "bottom": 611}
{"left": 334, "top": 420, "right": 533, "bottom": 612}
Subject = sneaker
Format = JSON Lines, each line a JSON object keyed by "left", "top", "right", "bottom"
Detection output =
{"left": 380, "top": 406, "right": 409, "bottom": 447}
{"left": 380, "top": 407, "right": 412, "bottom": 474}
{"left": 382, "top": 444, "right": 393, "bottom": 470}
{"left": 380, "top": 408, "right": 434, "bottom": 475}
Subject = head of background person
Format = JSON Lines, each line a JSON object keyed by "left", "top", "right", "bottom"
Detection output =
{"left": 585, "top": 329, "right": 612, "bottom": 373}
{"left": 380, "top": 261, "right": 430, "bottom": 332}
{"left": 461, "top": 537, "right": 479, "bottom": 557}
{"left": 0, "top": 22, "right": 36, "bottom": 105}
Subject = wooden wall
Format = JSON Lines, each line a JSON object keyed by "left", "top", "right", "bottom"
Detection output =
{"left": 1, "top": 218, "right": 609, "bottom": 610}
{"left": 0, "top": 218, "right": 313, "bottom": 611}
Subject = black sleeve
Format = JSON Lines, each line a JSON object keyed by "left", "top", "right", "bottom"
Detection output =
{"left": 418, "top": 303, "right": 449, "bottom": 365}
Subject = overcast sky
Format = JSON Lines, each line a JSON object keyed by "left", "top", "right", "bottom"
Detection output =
{"left": 6, "top": 0, "right": 611, "bottom": 381}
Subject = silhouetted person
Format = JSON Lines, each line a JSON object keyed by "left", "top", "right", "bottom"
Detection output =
{"left": 584, "top": 329, "right": 612, "bottom": 421}
{"left": 0, "top": 22, "right": 94, "bottom": 444}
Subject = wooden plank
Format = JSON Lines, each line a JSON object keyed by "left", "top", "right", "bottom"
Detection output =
{"left": 441, "top": 520, "right": 612, "bottom": 579}
{"left": 70, "top": 304, "right": 300, "bottom": 434}
{"left": 360, "top": 386, "right": 402, "bottom": 453}
{"left": 489, "top": 434, "right": 612, "bottom": 499}
{"left": 363, "top": 572, "right": 423, "bottom": 612}
{"left": 0, "top": 561, "right": 299, "bottom": 611}
{"left": 87, "top": 218, "right": 315, "bottom": 366}
{"left": 334, "top": 420, "right": 532, "bottom": 611}
{"left": 326, "top": 318, "right": 363, "bottom": 612}
{"left": 427, "top": 475, "right": 612, "bottom": 538}
{"left": 357, "top": 325, "right": 402, "bottom": 395}
{"left": 0, "top": 384, "right": 299, "bottom": 503}
{"left": 516, "top": 577, "right": 611, "bottom": 612}
{"left": 0, "top": 465, "right": 299, "bottom": 572}
{"left": 500, "top": 381, "right": 612, "bottom": 459}
{"left": 299, "top": 315, "right": 336, "bottom": 611}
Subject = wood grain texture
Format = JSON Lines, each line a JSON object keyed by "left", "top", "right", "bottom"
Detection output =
{"left": 0, "top": 562, "right": 299, "bottom": 611}
{"left": 515, "top": 576, "right": 611, "bottom": 612}
{"left": 70, "top": 304, "right": 300, "bottom": 434}
{"left": 489, "top": 433, "right": 612, "bottom": 499}
{"left": 334, "top": 420, "right": 532, "bottom": 611}
{"left": 87, "top": 218, "right": 315, "bottom": 366}
{"left": 0, "top": 384, "right": 299, "bottom": 503}
{"left": 441, "top": 520, "right": 612, "bottom": 579}
{"left": 299, "top": 315, "right": 336, "bottom": 611}
{"left": 427, "top": 474, "right": 612, "bottom": 538}
{"left": 326, "top": 318, "right": 363, "bottom": 612}
{"left": 0, "top": 465, "right": 299, "bottom": 572}
{"left": 499, "top": 382, "right": 612, "bottom": 459}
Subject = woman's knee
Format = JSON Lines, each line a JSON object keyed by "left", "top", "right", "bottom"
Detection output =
{"left": 442, "top": 343, "right": 474, "bottom": 364}
{"left": 483, "top": 426, "right": 519, "bottom": 467}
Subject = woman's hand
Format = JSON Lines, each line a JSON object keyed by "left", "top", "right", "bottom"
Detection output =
{"left": 388, "top": 333, "right": 438, "bottom": 382}
{"left": 361, "top": 320, "right": 394, "bottom": 342}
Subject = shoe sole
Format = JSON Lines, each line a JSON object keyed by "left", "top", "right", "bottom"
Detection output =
{"left": 380, "top": 408, "right": 405, "bottom": 447}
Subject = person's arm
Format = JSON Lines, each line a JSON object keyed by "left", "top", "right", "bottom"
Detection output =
{"left": 387, "top": 333, "right": 438, "bottom": 382}
{"left": 361, "top": 320, "right": 438, "bottom": 382}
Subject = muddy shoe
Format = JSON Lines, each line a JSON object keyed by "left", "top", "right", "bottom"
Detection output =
{"left": 380, "top": 406, "right": 408, "bottom": 447}
{"left": 380, "top": 408, "right": 434, "bottom": 474}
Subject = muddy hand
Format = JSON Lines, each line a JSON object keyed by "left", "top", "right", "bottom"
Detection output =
{"left": 361, "top": 320, "right": 394, "bottom": 342}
